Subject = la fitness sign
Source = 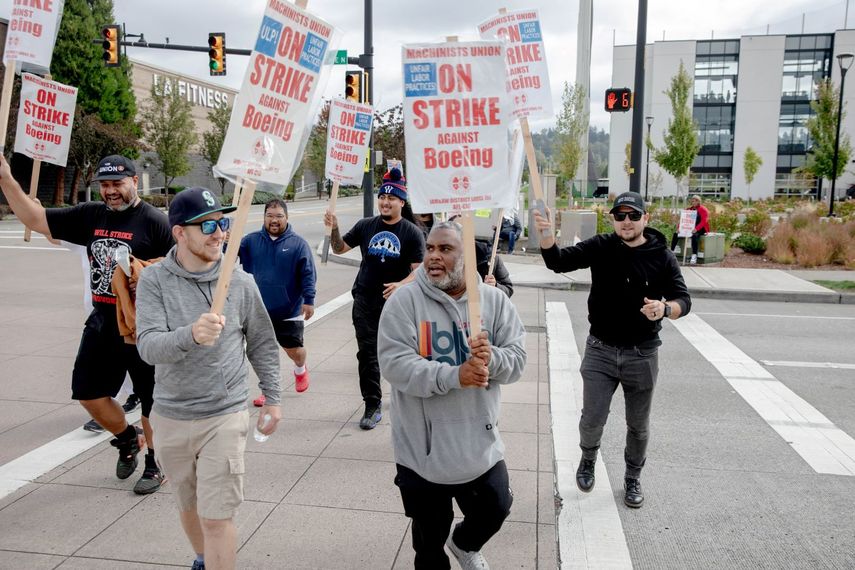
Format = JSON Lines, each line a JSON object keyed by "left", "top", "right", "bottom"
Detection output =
{"left": 152, "top": 74, "right": 232, "bottom": 110}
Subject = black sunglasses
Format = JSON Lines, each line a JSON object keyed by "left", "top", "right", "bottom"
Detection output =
{"left": 183, "top": 217, "right": 231, "bottom": 235}
{"left": 613, "top": 211, "right": 643, "bottom": 222}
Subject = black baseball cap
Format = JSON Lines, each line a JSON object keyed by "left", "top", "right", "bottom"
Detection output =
{"left": 93, "top": 155, "right": 136, "bottom": 181}
{"left": 610, "top": 191, "right": 646, "bottom": 214}
{"left": 168, "top": 187, "right": 237, "bottom": 228}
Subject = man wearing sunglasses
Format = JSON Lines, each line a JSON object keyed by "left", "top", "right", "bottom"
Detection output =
{"left": 534, "top": 191, "right": 691, "bottom": 509}
{"left": 0, "top": 154, "right": 172, "bottom": 495}
{"left": 136, "top": 187, "right": 282, "bottom": 570}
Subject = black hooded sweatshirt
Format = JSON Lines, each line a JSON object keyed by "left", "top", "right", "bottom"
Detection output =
{"left": 541, "top": 227, "right": 691, "bottom": 348}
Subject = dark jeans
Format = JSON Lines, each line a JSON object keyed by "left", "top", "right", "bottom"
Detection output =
{"left": 499, "top": 228, "right": 519, "bottom": 253}
{"left": 579, "top": 335, "right": 659, "bottom": 478}
{"left": 670, "top": 228, "right": 707, "bottom": 257}
{"left": 352, "top": 295, "right": 383, "bottom": 406}
{"left": 395, "top": 461, "right": 513, "bottom": 570}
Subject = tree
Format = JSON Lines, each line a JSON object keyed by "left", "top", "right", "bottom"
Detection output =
{"left": 139, "top": 80, "right": 197, "bottom": 189}
{"left": 623, "top": 142, "right": 632, "bottom": 177}
{"left": 555, "top": 82, "right": 588, "bottom": 185}
{"left": 803, "top": 78, "right": 852, "bottom": 188}
{"left": 302, "top": 99, "right": 331, "bottom": 182}
{"left": 200, "top": 103, "right": 232, "bottom": 192}
{"left": 743, "top": 146, "right": 762, "bottom": 203}
{"left": 652, "top": 61, "right": 700, "bottom": 200}
{"left": 373, "top": 104, "right": 405, "bottom": 178}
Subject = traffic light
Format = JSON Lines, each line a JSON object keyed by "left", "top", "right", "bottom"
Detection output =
{"left": 605, "top": 88, "right": 632, "bottom": 112}
{"left": 345, "top": 70, "right": 362, "bottom": 102}
{"left": 101, "top": 25, "right": 120, "bottom": 68}
{"left": 208, "top": 33, "right": 226, "bottom": 76}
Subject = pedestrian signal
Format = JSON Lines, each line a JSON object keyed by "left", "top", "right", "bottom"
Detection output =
{"left": 605, "top": 88, "right": 632, "bottom": 112}
{"left": 102, "top": 25, "right": 120, "bottom": 68}
{"left": 208, "top": 33, "right": 226, "bottom": 76}
{"left": 345, "top": 70, "right": 362, "bottom": 103}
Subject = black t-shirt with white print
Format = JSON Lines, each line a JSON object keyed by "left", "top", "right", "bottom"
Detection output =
{"left": 343, "top": 215, "right": 425, "bottom": 305}
{"left": 46, "top": 200, "right": 173, "bottom": 322}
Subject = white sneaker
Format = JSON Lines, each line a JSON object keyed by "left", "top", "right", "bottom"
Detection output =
{"left": 690, "top": 254, "right": 697, "bottom": 265}
{"left": 446, "top": 534, "right": 489, "bottom": 570}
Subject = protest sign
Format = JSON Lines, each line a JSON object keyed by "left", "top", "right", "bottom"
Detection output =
{"left": 213, "top": 0, "right": 340, "bottom": 189}
{"left": 478, "top": 8, "right": 552, "bottom": 120}
{"left": 15, "top": 74, "right": 77, "bottom": 167}
{"left": 402, "top": 40, "right": 511, "bottom": 214}
{"left": 678, "top": 209, "right": 696, "bottom": 238}
{"left": 3, "top": 0, "right": 65, "bottom": 71}
{"left": 325, "top": 97, "right": 372, "bottom": 185}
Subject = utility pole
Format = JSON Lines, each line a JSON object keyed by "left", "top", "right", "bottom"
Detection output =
{"left": 362, "top": 0, "right": 374, "bottom": 218}
{"left": 629, "top": 0, "right": 648, "bottom": 193}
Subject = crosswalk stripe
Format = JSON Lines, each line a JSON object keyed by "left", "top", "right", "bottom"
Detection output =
{"left": 760, "top": 360, "right": 855, "bottom": 370}
{"left": 672, "top": 313, "right": 855, "bottom": 476}
{"left": 546, "top": 302, "right": 633, "bottom": 569}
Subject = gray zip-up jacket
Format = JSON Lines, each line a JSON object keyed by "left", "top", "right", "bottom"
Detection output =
{"left": 136, "top": 246, "right": 281, "bottom": 420}
{"left": 378, "top": 266, "right": 526, "bottom": 484}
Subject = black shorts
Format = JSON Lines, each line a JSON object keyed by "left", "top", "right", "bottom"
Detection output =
{"left": 70, "top": 310, "right": 154, "bottom": 417}
{"left": 271, "top": 319, "right": 304, "bottom": 349}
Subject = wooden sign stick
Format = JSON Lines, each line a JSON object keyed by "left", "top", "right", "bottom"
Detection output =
{"left": 520, "top": 116, "right": 552, "bottom": 238}
{"left": 24, "top": 72, "right": 52, "bottom": 243}
{"left": 0, "top": 63, "right": 16, "bottom": 154}
{"left": 320, "top": 179, "right": 340, "bottom": 264}
{"left": 230, "top": 183, "right": 242, "bottom": 207}
{"left": 210, "top": 177, "right": 254, "bottom": 315}
{"left": 487, "top": 207, "right": 504, "bottom": 277}
{"left": 460, "top": 212, "right": 482, "bottom": 338}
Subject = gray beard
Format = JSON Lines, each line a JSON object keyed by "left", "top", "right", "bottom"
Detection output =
{"left": 429, "top": 257, "right": 465, "bottom": 292}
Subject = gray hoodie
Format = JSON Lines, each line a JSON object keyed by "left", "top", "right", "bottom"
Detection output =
{"left": 136, "top": 246, "right": 281, "bottom": 420}
{"left": 378, "top": 266, "right": 526, "bottom": 484}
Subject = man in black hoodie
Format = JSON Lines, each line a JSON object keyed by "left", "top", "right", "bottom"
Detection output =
{"left": 534, "top": 191, "right": 691, "bottom": 508}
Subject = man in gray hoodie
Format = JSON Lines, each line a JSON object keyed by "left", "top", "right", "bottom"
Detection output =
{"left": 378, "top": 221, "right": 526, "bottom": 570}
{"left": 136, "top": 187, "right": 282, "bottom": 570}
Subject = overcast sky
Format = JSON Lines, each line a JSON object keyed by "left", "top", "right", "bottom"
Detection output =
{"left": 3, "top": 0, "right": 852, "bottom": 130}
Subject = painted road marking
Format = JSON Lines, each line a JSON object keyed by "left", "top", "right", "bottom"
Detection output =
{"left": 761, "top": 360, "right": 855, "bottom": 370}
{"left": 0, "top": 293, "right": 354, "bottom": 501}
{"left": 696, "top": 311, "right": 855, "bottom": 321}
{"left": 546, "top": 302, "right": 632, "bottom": 570}
{"left": 673, "top": 313, "right": 855, "bottom": 476}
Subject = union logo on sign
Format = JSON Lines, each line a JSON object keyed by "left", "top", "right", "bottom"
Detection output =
{"left": 449, "top": 172, "right": 471, "bottom": 196}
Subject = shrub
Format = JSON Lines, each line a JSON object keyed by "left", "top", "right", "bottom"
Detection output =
{"left": 0, "top": 204, "right": 11, "bottom": 220}
{"left": 733, "top": 233, "right": 766, "bottom": 254}
{"left": 794, "top": 229, "right": 834, "bottom": 267}
{"left": 740, "top": 209, "right": 772, "bottom": 237}
{"left": 712, "top": 210, "right": 740, "bottom": 238}
{"left": 789, "top": 208, "right": 817, "bottom": 230}
{"left": 766, "top": 222, "right": 797, "bottom": 264}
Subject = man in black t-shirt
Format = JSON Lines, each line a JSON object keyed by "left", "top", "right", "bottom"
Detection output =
{"left": 324, "top": 168, "right": 425, "bottom": 430}
{"left": 0, "top": 154, "right": 173, "bottom": 495}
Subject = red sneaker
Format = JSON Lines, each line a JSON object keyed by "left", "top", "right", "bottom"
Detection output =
{"left": 295, "top": 368, "right": 309, "bottom": 393}
{"left": 253, "top": 395, "right": 266, "bottom": 407}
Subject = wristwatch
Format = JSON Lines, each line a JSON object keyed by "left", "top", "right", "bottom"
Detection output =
{"left": 661, "top": 302, "right": 672, "bottom": 320}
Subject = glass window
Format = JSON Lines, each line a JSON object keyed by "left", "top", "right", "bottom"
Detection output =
{"left": 800, "top": 35, "right": 816, "bottom": 50}
{"left": 696, "top": 41, "right": 710, "bottom": 55}
{"left": 786, "top": 36, "right": 801, "bottom": 50}
{"left": 727, "top": 40, "right": 740, "bottom": 54}
{"left": 710, "top": 41, "right": 725, "bottom": 55}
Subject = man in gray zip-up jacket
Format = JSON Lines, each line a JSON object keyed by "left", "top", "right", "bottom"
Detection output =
{"left": 136, "top": 187, "right": 281, "bottom": 570}
{"left": 378, "top": 221, "right": 526, "bottom": 570}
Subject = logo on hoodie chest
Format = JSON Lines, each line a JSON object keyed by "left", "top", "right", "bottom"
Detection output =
{"left": 418, "top": 320, "right": 470, "bottom": 365}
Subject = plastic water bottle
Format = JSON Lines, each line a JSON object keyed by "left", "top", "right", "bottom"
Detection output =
{"left": 253, "top": 413, "right": 272, "bottom": 443}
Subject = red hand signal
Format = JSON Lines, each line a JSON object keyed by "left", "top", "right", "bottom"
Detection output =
{"left": 606, "top": 92, "right": 617, "bottom": 110}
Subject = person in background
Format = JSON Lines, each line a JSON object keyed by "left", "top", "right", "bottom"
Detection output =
{"left": 670, "top": 194, "right": 710, "bottom": 265}
{"left": 495, "top": 214, "right": 522, "bottom": 254}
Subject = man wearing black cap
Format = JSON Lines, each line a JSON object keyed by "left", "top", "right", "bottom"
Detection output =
{"left": 0, "top": 153, "right": 172, "bottom": 495}
{"left": 136, "top": 187, "right": 281, "bottom": 570}
{"left": 323, "top": 168, "right": 425, "bottom": 430}
{"left": 534, "top": 191, "right": 691, "bottom": 508}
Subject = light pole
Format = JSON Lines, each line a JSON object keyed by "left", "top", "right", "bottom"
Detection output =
{"left": 644, "top": 116, "right": 654, "bottom": 202}
{"left": 830, "top": 52, "right": 854, "bottom": 217}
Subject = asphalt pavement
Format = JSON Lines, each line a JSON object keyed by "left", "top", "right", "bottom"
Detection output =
{"left": 1, "top": 199, "right": 854, "bottom": 569}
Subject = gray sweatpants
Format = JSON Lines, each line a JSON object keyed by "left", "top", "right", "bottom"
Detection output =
{"left": 578, "top": 335, "right": 659, "bottom": 479}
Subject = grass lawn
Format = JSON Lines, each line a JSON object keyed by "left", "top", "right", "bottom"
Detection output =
{"left": 813, "top": 280, "right": 855, "bottom": 291}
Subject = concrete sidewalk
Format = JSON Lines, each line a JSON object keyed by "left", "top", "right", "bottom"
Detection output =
{"left": 324, "top": 246, "right": 855, "bottom": 305}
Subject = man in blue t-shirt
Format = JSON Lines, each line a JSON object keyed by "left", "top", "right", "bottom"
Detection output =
{"left": 324, "top": 168, "right": 425, "bottom": 430}
{"left": 238, "top": 198, "right": 316, "bottom": 401}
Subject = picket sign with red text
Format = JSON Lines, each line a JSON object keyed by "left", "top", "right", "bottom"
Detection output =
{"left": 678, "top": 209, "right": 696, "bottom": 238}
{"left": 3, "top": 0, "right": 65, "bottom": 71}
{"left": 213, "top": 1, "right": 340, "bottom": 189}
{"left": 14, "top": 74, "right": 76, "bottom": 167}
{"left": 402, "top": 41, "right": 512, "bottom": 214}
{"left": 478, "top": 8, "right": 552, "bottom": 120}
{"left": 325, "top": 97, "right": 372, "bottom": 185}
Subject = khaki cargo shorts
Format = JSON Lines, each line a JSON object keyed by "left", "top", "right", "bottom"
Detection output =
{"left": 151, "top": 409, "right": 249, "bottom": 520}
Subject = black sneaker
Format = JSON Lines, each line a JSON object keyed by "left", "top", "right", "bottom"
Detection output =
{"left": 576, "top": 457, "right": 596, "bottom": 492}
{"left": 111, "top": 427, "right": 143, "bottom": 480}
{"left": 133, "top": 464, "right": 165, "bottom": 495}
{"left": 359, "top": 402, "right": 382, "bottom": 430}
{"left": 191, "top": 560, "right": 205, "bottom": 570}
{"left": 624, "top": 478, "right": 644, "bottom": 508}
{"left": 122, "top": 394, "right": 141, "bottom": 414}
{"left": 83, "top": 419, "right": 105, "bottom": 433}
